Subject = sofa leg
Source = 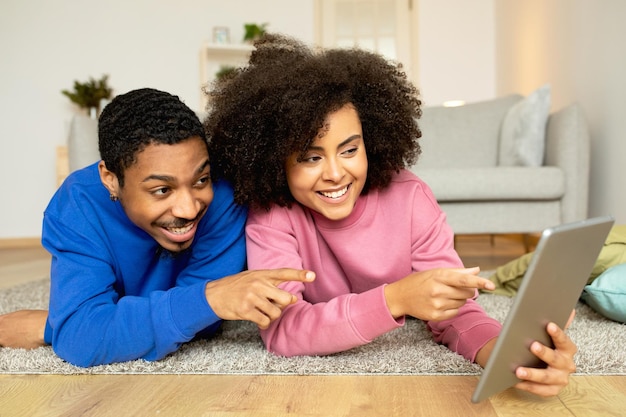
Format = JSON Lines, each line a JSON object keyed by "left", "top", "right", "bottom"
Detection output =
{"left": 523, "top": 234, "right": 531, "bottom": 252}
{"left": 522, "top": 233, "right": 541, "bottom": 252}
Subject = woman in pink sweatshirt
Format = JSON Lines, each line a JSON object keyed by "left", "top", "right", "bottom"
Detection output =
{"left": 205, "top": 33, "right": 577, "bottom": 397}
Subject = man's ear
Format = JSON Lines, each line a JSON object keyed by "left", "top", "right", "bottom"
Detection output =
{"left": 98, "top": 160, "right": 120, "bottom": 197}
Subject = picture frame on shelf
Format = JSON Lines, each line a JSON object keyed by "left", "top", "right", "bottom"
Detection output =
{"left": 212, "top": 27, "right": 230, "bottom": 44}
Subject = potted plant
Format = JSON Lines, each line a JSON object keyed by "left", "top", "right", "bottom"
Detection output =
{"left": 215, "top": 65, "right": 237, "bottom": 81}
{"left": 61, "top": 74, "right": 113, "bottom": 118}
{"left": 243, "top": 23, "right": 268, "bottom": 43}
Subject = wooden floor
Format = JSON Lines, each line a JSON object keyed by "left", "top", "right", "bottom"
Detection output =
{"left": 1, "top": 235, "right": 625, "bottom": 416}
{"left": 0, "top": 245, "right": 51, "bottom": 289}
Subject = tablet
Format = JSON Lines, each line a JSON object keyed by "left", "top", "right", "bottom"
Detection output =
{"left": 471, "top": 215, "right": 615, "bottom": 403}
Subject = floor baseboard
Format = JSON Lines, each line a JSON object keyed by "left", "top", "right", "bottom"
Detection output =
{"left": 0, "top": 237, "right": 42, "bottom": 249}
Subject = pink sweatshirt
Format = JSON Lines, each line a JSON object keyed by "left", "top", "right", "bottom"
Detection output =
{"left": 246, "top": 169, "right": 502, "bottom": 361}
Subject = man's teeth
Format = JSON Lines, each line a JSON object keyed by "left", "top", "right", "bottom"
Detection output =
{"left": 320, "top": 187, "right": 348, "bottom": 199}
{"left": 167, "top": 223, "right": 194, "bottom": 235}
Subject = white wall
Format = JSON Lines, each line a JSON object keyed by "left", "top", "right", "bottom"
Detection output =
{"left": 417, "top": 0, "right": 496, "bottom": 106}
{"left": 495, "top": 0, "right": 626, "bottom": 223}
{"left": 0, "top": 0, "right": 315, "bottom": 239}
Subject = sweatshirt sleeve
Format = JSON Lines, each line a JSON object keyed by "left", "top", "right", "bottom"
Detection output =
{"left": 407, "top": 183, "right": 502, "bottom": 362}
{"left": 427, "top": 298, "right": 501, "bottom": 362}
{"left": 246, "top": 211, "right": 403, "bottom": 357}
{"left": 169, "top": 187, "right": 248, "bottom": 337}
{"left": 43, "top": 181, "right": 246, "bottom": 367}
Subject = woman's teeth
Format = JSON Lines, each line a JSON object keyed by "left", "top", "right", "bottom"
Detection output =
{"left": 320, "top": 186, "right": 348, "bottom": 199}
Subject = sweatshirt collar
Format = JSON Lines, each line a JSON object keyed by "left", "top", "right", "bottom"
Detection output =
{"left": 308, "top": 191, "right": 370, "bottom": 230}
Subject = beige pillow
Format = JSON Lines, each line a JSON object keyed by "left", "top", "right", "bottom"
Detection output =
{"left": 498, "top": 84, "right": 551, "bottom": 166}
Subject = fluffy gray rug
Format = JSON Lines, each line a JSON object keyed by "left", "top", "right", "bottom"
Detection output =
{"left": 1, "top": 277, "right": 625, "bottom": 375}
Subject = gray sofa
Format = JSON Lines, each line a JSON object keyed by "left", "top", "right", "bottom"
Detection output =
{"left": 410, "top": 94, "right": 590, "bottom": 235}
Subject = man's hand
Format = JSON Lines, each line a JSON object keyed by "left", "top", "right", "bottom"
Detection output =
{"left": 0, "top": 309, "right": 48, "bottom": 349}
{"left": 384, "top": 267, "right": 495, "bottom": 320}
{"left": 205, "top": 268, "right": 315, "bottom": 329}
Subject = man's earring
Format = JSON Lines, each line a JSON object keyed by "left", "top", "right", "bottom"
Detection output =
{"left": 110, "top": 194, "right": 119, "bottom": 202}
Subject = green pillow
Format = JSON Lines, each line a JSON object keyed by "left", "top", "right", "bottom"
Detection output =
{"left": 581, "top": 263, "right": 626, "bottom": 323}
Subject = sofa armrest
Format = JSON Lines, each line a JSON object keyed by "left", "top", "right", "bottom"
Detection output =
{"left": 544, "top": 103, "right": 590, "bottom": 222}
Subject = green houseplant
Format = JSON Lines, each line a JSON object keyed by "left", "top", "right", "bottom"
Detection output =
{"left": 215, "top": 65, "right": 237, "bottom": 80}
{"left": 243, "top": 23, "right": 268, "bottom": 43}
{"left": 61, "top": 74, "right": 113, "bottom": 118}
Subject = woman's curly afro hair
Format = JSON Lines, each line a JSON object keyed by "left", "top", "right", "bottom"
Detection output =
{"left": 205, "top": 33, "right": 422, "bottom": 210}
{"left": 99, "top": 88, "right": 206, "bottom": 187}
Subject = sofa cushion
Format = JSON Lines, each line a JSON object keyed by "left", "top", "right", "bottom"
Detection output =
{"left": 416, "top": 94, "right": 522, "bottom": 169}
{"left": 415, "top": 166, "right": 564, "bottom": 201}
{"left": 499, "top": 84, "right": 552, "bottom": 167}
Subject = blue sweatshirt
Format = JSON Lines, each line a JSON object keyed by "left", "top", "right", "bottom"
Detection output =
{"left": 42, "top": 163, "right": 247, "bottom": 367}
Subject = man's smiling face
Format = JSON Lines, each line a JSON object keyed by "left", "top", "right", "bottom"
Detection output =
{"left": 100, "top": 136, "right": 214, "bottom": 252}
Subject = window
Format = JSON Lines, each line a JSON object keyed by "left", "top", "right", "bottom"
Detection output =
{"left": 315, "top": 0, "right": 414, "bottom": 78}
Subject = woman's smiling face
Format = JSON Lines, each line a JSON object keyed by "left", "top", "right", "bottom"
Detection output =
{"left": 285, "top": 104, "right": 368, "bottom": 221}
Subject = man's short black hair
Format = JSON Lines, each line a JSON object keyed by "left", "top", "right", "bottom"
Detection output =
{"left": 99, "top": 88, "right": 206, "bottom": 186}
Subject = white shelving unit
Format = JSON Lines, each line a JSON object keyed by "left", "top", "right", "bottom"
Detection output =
{"left": 199, "top": 42, "right": 254, "bottom": 110}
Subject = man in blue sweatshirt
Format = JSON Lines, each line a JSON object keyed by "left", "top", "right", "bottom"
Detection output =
{"left": 0, "top": 88, "right": 314, "bottom": 367}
